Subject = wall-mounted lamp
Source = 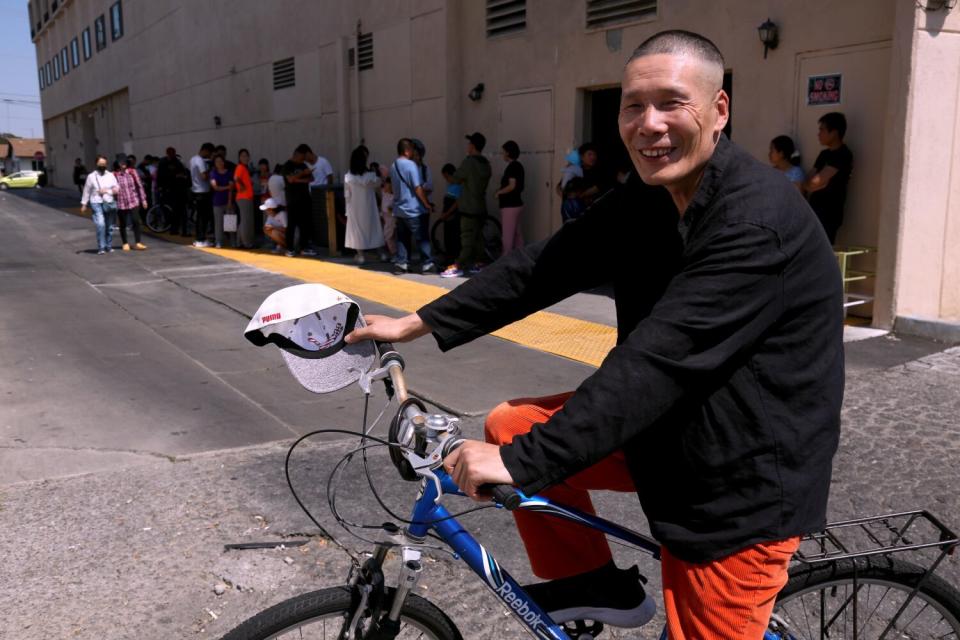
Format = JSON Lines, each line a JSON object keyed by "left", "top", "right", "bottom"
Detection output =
{"left": 758, "top": 18, "right": 778, "bottom": 59}
{"left": 214, "top": 115, "right": 222, "bottom": 128}
{"left": 468, "top": 83, "right": 485, "bottom": 102}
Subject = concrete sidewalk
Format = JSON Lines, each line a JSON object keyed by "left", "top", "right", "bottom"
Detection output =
{"left": 2, "top": 187, "right": 959, "bottom": 639}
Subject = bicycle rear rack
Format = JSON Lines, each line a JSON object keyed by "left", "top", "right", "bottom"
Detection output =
{"left": 796, "top": 509, "right": 958, "bottom": 565}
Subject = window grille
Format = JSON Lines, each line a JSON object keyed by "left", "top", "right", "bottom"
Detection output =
{"left": 95, "top": 15, "right": 107, "bottom": 51}
{"left": 357, "top": 32, "right": 373, "bottom": 71}
{"left": 586, "top": 0, "right": 656, "bottom": 29}
{"left": 486, "top": 0, "right": 526, "bottom": 37}
{"left": 110, "top": 2, "right": 123, "bottom": 40}
{"left": 273, "top": 57, "right": 295, "bottom": 90}
{"left": 82, "top": 28, "right": 92, "bottom": 60}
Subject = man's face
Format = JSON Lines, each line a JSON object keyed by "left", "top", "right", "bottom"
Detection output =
{"left": 618, "top": 53, "right": 728, "bottom": 190}
{"left": 817, "top": 123, "right": 837, "bottom": 147}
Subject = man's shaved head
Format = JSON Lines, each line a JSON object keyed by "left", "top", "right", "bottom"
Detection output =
{"left": 627, "top": 30, "right": 724, "bottom": 90}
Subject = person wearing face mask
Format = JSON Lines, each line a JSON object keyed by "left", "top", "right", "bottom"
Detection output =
{"left": 80, "top": 155, "right": 121, "bottom": 255}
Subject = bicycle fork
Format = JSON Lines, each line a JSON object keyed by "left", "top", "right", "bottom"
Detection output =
{"left": 341, "top": 541, "right": 424, "bottom": 640}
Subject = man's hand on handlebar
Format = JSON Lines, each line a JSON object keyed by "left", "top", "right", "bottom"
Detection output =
{"left": 345, "top": 313, "right": 432, "bottom": 345}
{"left": 443, "top": 441, "right": 515, "bottom": 501}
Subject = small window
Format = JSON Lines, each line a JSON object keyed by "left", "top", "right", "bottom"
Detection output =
{"left": 273, "top": 57, "right": 295, "bottom": 90}
{"left": 45, "top": 61, "right": 52, "bottom": 85}
{"left": 82, "top": 28, "right": 92, "bottom": 60}
{"left": 486, "top": 0, "right": 526, "bottom": 38}
{"left": 110, "top": 2, "right": 123, "bottom": 41}
{"left": 71, "top": 37, "right": 80, "bottom": 66}
{"left": 61, "top": 47, "right": 69, "bottom": 74}
{"left": 39, "top": 67, "right": 45, "bottom": 90}
{"left": 95, "top": 15, "right": 107, "bottom": 51}
{"left": 357, "top": 32, "right": 373, "bottom": 71}
{"left": 585, "top": 0, "right": 656, "bottom": 29}
{"left": 54, "top": 55, "right": 60, "bottom": 80}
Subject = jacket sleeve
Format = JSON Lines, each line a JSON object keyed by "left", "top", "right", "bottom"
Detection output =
{"left": 417, "top": 205, "right": 616, "bottom": 351}
{"left": 499, "top": 221, "right": 788, "bottom": 495}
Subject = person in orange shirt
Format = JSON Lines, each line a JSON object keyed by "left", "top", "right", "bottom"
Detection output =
{"left": 234, "top": 149, "right": 256, "bottom": 248}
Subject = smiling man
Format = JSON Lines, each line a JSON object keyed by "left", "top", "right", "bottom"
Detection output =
{"left": 348, "top": 30, "right": 844, "bottom": 638}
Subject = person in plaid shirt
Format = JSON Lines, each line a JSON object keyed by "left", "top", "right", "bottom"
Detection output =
{"left": 115, "top": 156, "right": 149, "bottom": 251}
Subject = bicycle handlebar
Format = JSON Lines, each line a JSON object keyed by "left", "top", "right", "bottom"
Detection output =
{"left": 442, "top": 438, "right": 521, "bottom": 511}
{"left": 376, "top": 341, "right": 408, "bottom": 402}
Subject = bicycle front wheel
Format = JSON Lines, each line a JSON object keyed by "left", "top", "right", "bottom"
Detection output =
{"left": 773, "top": 556, "right": 960, "bottom": 639}
{"left": 145, "top": 203, "right": 172, "bottom": 233}
{"left": 220, "top": 585, "right": 463, "bottom": 640}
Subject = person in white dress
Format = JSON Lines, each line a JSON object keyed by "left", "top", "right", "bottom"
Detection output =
{"left": 344, "top": 147, "right": 385, "bottom": 264}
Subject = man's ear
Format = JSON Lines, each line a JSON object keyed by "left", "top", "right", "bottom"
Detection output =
{"left": 715, "top": 89, "right": 730, "bottom": 134}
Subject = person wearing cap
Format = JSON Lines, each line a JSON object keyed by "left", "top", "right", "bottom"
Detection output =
{"left": 114, "top": 155, "right": 148, "bottom": 251}
{"left": 348, "top": 29, "right": 843, "bottom": 638}
{"left": 440, "top": 132, "right": 492, "bottom": 278}
{"left": 260, "top": 197, "right": 287, "bottom": 253}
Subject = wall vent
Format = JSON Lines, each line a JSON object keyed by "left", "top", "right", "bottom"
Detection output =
{"left": 586, "top": 0, "right": 656, "bottom": 29}
{"left": 273, "top": 57, "right": 295, "bottom": 90}
{"left": 486, "top": 0, "right": 526, "bottom": 37}
{"left": 357, "top": 32, "right": 373, "bottom": 71}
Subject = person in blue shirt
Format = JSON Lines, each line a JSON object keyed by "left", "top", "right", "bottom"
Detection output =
{"left": 769, "top": 135, "right": 804, "bottom": 191}
{"left": 389, "top": 138, "right": 435, "bottom": 274}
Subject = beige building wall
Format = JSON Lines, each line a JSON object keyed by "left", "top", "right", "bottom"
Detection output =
{"left": 875, "top": 5, "right": 960, "bottom": 332}
{"left": 31, "top": 0, "right": 960, "bottom": 334}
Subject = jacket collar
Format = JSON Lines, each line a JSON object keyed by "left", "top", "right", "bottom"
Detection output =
{"left": 677, "top": 134, "right": 731, "bottom": 245}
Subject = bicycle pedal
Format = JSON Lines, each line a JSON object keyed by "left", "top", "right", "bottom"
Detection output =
{"left": 562, "top": 619, "right": 604, "bottom": 639}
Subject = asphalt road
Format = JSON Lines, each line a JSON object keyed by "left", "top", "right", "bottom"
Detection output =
{"left": 1, "top": 189, "right": 959, "bottom": 639}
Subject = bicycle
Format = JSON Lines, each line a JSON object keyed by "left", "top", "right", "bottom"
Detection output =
{"left": 221, "top": 340, "right": 960, "bottom": 640}
{"left": 430, "top": 213, "right": 503, "bottom": 266}
{"left": 144, "top": 189, "right": 197, "bottom": 235}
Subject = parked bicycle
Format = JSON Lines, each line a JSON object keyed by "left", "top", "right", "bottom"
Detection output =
{"left": 430, "top": 213, "right": 502, "bottom": 267}
{"left": 144, "top": 188, "right": 196, "bottom": 235}
{"left": 224, "top": 285, "right": 960, "bottom": 640}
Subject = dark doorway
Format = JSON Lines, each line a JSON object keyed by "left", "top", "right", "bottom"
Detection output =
{"left": 585, "top": 87, "right": 630, "bottom": 178}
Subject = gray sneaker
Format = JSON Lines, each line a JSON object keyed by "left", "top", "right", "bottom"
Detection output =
{"left": 421, "top": 261, "right": 435, "bottom": 274}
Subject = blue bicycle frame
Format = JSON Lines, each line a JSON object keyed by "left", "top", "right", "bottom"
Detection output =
{"left": 406, "top": 469, "right": 784, "bottom": 640}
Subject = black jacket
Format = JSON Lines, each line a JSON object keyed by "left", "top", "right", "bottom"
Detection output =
{"left": 417, "top": 137, "right": 844, "bottom": 562}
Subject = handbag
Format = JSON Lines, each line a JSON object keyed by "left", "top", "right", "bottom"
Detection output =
{"left": 223, "top": 212, "right": 238, "bottom": 232}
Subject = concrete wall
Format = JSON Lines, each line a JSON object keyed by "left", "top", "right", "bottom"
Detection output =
{"left": 32, "top": 0, "right": 960, "bottom": 330}
{"left": 881, "top": 5, "right": 960, "bottom": 328}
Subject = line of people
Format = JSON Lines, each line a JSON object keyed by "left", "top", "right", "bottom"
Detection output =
{"left": 77, "top": 132, "right": 538, "bottom": 266}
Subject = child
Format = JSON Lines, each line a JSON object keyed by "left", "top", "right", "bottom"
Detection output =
{"left": 560, "top": 177, "right": 586, "bottom": 223}
{"left": 259, "top": 197, "right": 287, "bottom": 253}
{"left": 439, "top": 163, "right": 462, "bottom": 266}
{"left": 379, "top": 174, "right": 397, "bottom": 262}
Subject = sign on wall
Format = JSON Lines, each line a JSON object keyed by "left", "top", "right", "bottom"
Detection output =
{"left": 807, "top": 74, "right": 842, "bottom": 106}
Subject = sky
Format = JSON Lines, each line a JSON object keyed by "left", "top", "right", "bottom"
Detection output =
{"left": 0, "top": 0, "right": 44, "bottom": 139}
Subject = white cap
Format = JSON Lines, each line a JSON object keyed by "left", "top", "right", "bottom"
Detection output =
{"left": 244, "top": 283, "right": 376, "bottom": 393}
{"left": 260, "top": 197, "right": 280, "bottom": 211}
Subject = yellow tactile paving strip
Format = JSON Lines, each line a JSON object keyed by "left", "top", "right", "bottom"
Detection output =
{"left": 201, "top": 247, "right": 617, "bottom": 367}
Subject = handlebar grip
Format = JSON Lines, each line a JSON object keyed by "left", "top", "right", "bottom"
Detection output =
{"left": 376, "top": 341, "right": 398, "bottom": 359}
{"left": 486, "top": 484, "right": 521, "bottom": 511}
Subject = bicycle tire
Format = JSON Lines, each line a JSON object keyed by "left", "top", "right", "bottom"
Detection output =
{"left": 220, "top": 585, "right": 463, "bottom": 640}
{"left": 145, "top": 203, "right": 172, "bottom": 233}
{"left": 481, "top": 214, "right": 503, "bottom": 264}
{"left": 774, "top": 556, "right": 960, "bottom": 639}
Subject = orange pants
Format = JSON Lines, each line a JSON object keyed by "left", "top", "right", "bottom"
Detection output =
{"left": 485, "top": 393, "right": 800, "bottom": 639}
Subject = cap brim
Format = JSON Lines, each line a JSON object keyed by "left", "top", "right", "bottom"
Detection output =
{"left": 281, "top": 338, "right": 376, "bottom": 394}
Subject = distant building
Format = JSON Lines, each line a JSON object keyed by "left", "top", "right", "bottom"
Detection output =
{"left": 28, "top": 0, "right": 960, "bottom": 337}
{"left": 1, "top": 137, "right": 46, "bottom": 175}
